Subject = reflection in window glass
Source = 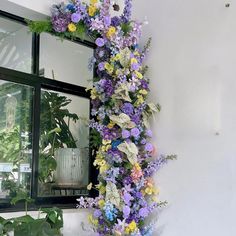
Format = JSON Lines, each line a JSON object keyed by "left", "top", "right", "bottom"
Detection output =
{"left": 39, "top": 89, "right": 90, "bottom": 196}
{"left": 0, "top": 80, "right": 33, "bottom": 202}
{"left": 0, "top": 17, "right": 32, "bottom": 73}
{"left": 40, "top": 33, "right": 93, "bottom": 87}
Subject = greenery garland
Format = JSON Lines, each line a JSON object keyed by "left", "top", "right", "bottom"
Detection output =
{"left": 28, "top": 0, "right": 175, "bottom": 235}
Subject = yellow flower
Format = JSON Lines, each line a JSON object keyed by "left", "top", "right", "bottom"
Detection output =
{"left": 145, "top": 187, "right": 154, "bottom": 195}
{"left": 100, "top": 160, "right": 106, "bottom": 166}
{"left": 90, "top": 88, "right": 97, "bottom": 99}
{"left": 88, "top": 5, "right": 97, "bottom": 16}
{"left": 99, "top": 185, "right": 106, "bottom": 194}
{"left": 139, "top": 89, "right": 148, "bottom": 95}
{"left": 135, "top": 71, "right": 143, "bottom": 79}
{"left": 104, "top": 63, "right": 114, "bottom": 74}
{"left": 134, "top": 163, "right": 141, "bottom": 170}
{"left": 98, "top": 199, "right": 105, "bottom": 208}
{"left": 101, "top": 145, "right": 106, "bottom": 152}
{"left": 152, "top": 196, "right": 159, "bottom": 202}
{"left": 107, "top": 121, "right": 115, "bottom": 129}
{"left": 68, "top": 23, "right": 76, "bottom": 32}
{"left": 90, "top": 0, "right": 98, "bottom": 4}
{"left": 125, "top": 220, "right": 137, "bottom": 234}
{"left": 88, "top": 214, "right": 98, "bottom": 226}
{"left": 102, "top": 139, "right": 111, "bottom": 145}
{"left": 100, "top": 163, "right": 109, "bottom": 173}
{"left": 106, "top": 26, "right": 116, "bottom": 38}
{"left": 131, "top": 57, "right": 138, "bottom": 64}
{"left": 114, "top": 53, "right": 121, "bottom": 61}
{"left": 87, "top": 182, "right": 93, "bottom": 190}
{"left": 135, "top": 95, "right": 144, "bottom": 106}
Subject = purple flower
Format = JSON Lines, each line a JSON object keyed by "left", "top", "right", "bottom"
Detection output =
{"left": 123, "top": 205, "right": 131, "bottom": 218}
{"left": 131, "top": 113, "right": 141, "bottom": 124}
{"left": 141, "top": 79, "right": 149, "bottom": 89}
{"left": 145, "top": 143, "right": 153, "bottom": 152}
{"left": 122, "top": 0, "right": 132, "bottom": 23}
{"left": 104, "top": 16, "right": 111, "bottom": 27}
{"left": 98, "top": 62, "right": 105, "bottom": 71}
{"left": 146, "top": 129, "right": 152, "bottom": 137}
{"left": 94, "top": 209, "right": 102, "bottom": 218}
{"left": 111, "top": 16, "right": 121, "bottom": 27}
{"left": 95, "top": 38, "right": 105, "bottom": 47}
{"left": 122, "top": 103, "right": 134, "bottom": 115}
{"left": 131, "top": 63, "right": 139, "bottom": 71}
{"left": 122, "top": 129, "right": 130, "bottom": 139}
{"left": 143, "top": 155, "right": 168, "bottom": 177}
{"left": 131, "top": 127, "right": 140, "bottom": 138}
{"left": 139, "top": 207, "right": 149, "bottom": 218}
{"left": 71, "top": 12, "right": 81, "bottom": 23}
{"left": 123, "top": 176, "right": 132, "bottom": 185}
{"left": 52, "top": 13, "right": 71, "bottom": 32}
{"left": 104, "top": 80, "right": 114, "bottom": 96}
{"left": 141, "top": 138, "right": 146, "bottom": 145}
{"left": 123, "top": 192, "right": 133, "bottom": 205}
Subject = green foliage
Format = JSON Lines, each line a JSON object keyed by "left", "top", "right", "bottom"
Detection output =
{"left": 26, "top": 20, "right": 52, "bottom": 34}
{"left": 90, "top": 128, "right": 102, "bottom": 149}
{"left": 40, "top": 91, "right": 79, "bottom": 150}
{"left": 0, "top": 126, "right": 20, "bottom": 163}
{"left": 38, "top": 153, "right": 57, "bottom": 183}
{"left": 40, "top": 207, "right": 63, "bottom": 230}
{"left": 0, "top": 208, "right": 63, "bottom": 236}
{"left": 39, "top": 91, "right": 79, "bottom": 182}
{"left": 121, "top": 22, "right": 132, "bottom": 36}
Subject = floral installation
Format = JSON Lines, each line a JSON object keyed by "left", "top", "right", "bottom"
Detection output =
{"left": 28, "top": 0, "right": 176, "bottom": 235}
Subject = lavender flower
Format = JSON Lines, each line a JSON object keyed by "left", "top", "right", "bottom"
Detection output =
{"left": 95, "top": 38, "right": 105, "bottom": 47}
{"left": 94, "top": 209, "right": 102, "bottom": 218}
{"left": 111, "top": 16, "right": 122, "bottom": 27}
{"left": 145, "top": 143, "right": 153, "bottom": 152}
{"left": 138, "top": 207, "right": 149, "bottom": 218}
{"left": 71, "top": 12, "right": 81, "bottom": 23}
{"left": 51, "top": 13, "right": 71, "bottom": 32}
{"left": 131, "top": 127, "right": 140, "bottom": 138}
{"left": 123, "top": 205, "right": 131, "bottom": 218}
{"left": 122, "top": 129, "right": 130, "bottom": 139}
{"left": 122, "top": 0, "right": 132, "bottom": 23}
{"left": 143, "top": 155, "right": 168, "bottom": 177}
{"left": 122, "top": 102, "right": 134, "bottom": 115}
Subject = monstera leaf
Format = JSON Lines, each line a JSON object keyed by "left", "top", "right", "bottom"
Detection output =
{"left": 109, "top": 113, "right": 135, "bottom": 129}
{"left": 105, "top": 182, "right": 120, "bottom": 208}
{"left": 117, "top": 141, "right": 138, "bottom": 165}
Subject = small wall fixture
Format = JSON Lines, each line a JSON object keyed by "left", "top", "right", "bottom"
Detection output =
{"left": 225, "top": 3, "right": 230, "bottom": 7}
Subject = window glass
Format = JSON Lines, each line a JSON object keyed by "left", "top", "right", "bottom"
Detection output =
{"left": 38, "top": 89, "right": 90, "bottom": 196}
{"left": 0, "top": 80, "right": 33, "bottom": 202}
{"left": 40, "top": 33, "right": 94, "bottom": 87}
{"left": 0, "top": 17, "right": 32, "bottom": 73}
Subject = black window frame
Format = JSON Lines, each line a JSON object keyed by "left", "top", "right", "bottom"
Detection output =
{"left": 0, "top": 10, "right": 98, "bottom": 212}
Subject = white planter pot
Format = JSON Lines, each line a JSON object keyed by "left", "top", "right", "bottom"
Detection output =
{"left": 54, "top": 148, "right": 88, "bottom": 185}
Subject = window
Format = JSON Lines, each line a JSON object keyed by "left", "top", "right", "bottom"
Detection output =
{"left": 0, "top": 11, "right": 97, "bottom": 210}
{"left": 0, "top": 15, "right": 32, "bottom": 73}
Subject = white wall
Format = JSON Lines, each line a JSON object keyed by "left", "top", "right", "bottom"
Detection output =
{"left": 132, "top": 0, "right": 236, "bottom": 235}
{"left": 1, "top": 0, "right": 236, "bottom": 235}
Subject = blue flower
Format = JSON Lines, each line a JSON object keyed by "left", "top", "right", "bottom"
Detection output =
{"left": 66, "top": 4, "right": 75, "bottom": 12}
{"left": 103, "top": 202, "right": 118, "bottom": 221}
{"left": 112, "top": 139, "right": 122, "bottom": 149}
